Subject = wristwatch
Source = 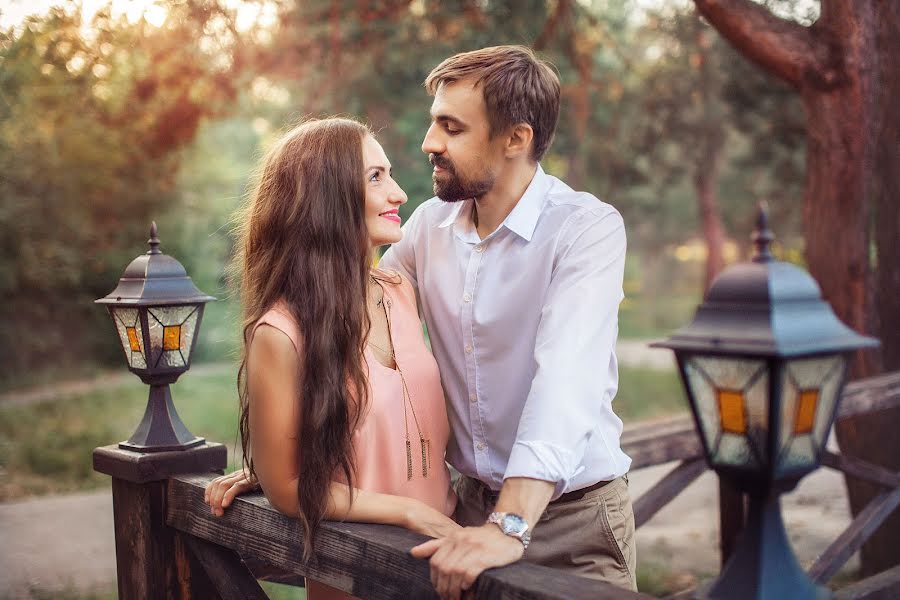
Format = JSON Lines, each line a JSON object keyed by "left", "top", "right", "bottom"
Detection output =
{"left": 487, "top": 512, "right": 532, "bottom": 549}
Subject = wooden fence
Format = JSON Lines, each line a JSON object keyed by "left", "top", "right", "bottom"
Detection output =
{"left": 93, "top": 372, "right": 900, "bottom": 599}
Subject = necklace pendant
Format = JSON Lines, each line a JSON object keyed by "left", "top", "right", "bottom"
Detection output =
{"left": 421, "top": 438, "right": 430, "bottom": 478}
{"left": 406, "top": 440, "right": 413, "bottom": 481}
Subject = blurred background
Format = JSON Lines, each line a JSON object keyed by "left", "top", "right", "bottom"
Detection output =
{"left": 4, "top": 0, "right": 880, "bottom": 597}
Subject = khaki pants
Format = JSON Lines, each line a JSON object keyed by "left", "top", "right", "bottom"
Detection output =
{"left": 454, "top": 475, "right": 637, "bottom": 592}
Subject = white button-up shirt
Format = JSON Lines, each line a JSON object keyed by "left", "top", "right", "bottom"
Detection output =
{"left": 380, "top": 165, "right": 631, "bottom": 498}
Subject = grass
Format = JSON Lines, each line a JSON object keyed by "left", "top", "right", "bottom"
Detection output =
{"left": 0, "top": 369, "right": 243, "bottom": 500}
{"left": 0, "top": 362, "right": 680, "bottom": 501}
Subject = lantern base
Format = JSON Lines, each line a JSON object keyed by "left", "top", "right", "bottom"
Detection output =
{"left": 120, "top": 384, "right": 205, "bottom": 453}
{"left": 701, "top": 486, "right": 831, "bottom": 600}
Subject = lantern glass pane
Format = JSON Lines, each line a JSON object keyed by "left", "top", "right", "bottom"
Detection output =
{"left": 782, "top": 434, "right": 817, "bottom": 470}
{"left": 110, "top": 307, "right": 146, "bottom": 369}
{"left": 779, "top": 354, "right": 846, "bottom": 466}
{"left": 684, "top": 356, "right": 768, "bottom": 468}
{"left": 147, "top": 305, "right": 200, "bottom": 369}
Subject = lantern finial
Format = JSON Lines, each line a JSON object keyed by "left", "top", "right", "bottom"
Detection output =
{"left": 751, "top": 201, "right": 775, "bottom": 263}
{"left": 148, "top": 222, "right": 161, "bottom": 255}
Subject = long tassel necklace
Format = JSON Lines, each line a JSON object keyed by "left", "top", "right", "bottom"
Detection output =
{"left": 368, "top": 277, "right": 430, "bottom": 480}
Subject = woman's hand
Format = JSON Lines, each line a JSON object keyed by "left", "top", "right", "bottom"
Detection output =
{"left": 204, "top": 469, "right": 259, "bottom": 517}
{"left": 403, "top": 499, "right": 462, "bottom": 539}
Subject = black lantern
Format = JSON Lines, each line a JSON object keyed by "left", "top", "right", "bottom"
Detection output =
{"left": 96, "top": 223, "right": 215, "bottom": 452}
{"left": 652, "top": 204, "right": 878, "bottom": 599}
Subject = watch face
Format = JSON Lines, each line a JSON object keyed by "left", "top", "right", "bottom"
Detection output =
{"left": 501, "top": 514, "right": 527, "bottom": 535}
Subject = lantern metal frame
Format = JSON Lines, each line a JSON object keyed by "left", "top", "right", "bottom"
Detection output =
{"left": 96, "top": 223, "right": 215, "bottom": 452}
{"left": 652, "top": 204, "right": 878, "bottom": 599}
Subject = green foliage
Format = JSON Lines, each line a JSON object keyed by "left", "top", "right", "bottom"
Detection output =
{"left": 0, "top": 5, "right": 249, "bottom": 383}
{"left": 1, "top": 0, "right": 808, "bottom": 383}
{"left": 0, "top": 367, "right": 241, "bottom": 500}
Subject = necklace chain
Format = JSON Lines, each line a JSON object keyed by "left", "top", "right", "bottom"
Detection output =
{"left": 367, "top": 275, "right": 429, "bottom": 479}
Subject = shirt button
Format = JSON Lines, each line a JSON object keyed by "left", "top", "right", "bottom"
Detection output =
{"left": 469, "top": 393, "right": 477, "bottom": 403}
{"left": 465, "top": 345, "right": 473, "bottom": 354}
{"left": 476, "top": 442, "right": 485, "bottom": 451}
{"left": 463, "top": 293, "right": 472, "bottom": 303}
{"left": 474, "top": 245, "right": 484, "bottom": 253}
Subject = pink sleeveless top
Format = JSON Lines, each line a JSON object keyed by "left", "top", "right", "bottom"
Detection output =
{"left": 251, "top": 273, "right": 455, "bottom": 600}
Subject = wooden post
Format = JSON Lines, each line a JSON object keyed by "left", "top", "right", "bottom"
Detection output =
{"left": 94, "top": 443, "right": 227, "bottom": 599}
{"left": 718, "top": 476, "right": 746, "bottom": 567}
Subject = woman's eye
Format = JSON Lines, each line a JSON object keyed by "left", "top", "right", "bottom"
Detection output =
{"left": 369, "top": 171, "right": 381, "bottom": 182}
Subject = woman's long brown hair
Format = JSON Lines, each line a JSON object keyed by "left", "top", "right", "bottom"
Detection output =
{"left": 232, "top": 118, "right": 371, "bottom": 558}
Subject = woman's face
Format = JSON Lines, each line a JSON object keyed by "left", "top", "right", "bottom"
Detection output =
{"left": 362, "top": 134, "right": 408, "bottom": 248}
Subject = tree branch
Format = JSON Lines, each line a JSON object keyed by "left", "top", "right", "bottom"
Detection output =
{"left": 692, "top": 0, "right": 828, "bottom": 89}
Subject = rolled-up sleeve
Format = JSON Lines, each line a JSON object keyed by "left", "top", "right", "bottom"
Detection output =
{"left": 503, "top": 209, "right": 627, "bottom": 497}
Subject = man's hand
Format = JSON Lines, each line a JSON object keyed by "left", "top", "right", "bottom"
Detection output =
{"left": 410, "top": 523, "right": 524, "bottom": 600}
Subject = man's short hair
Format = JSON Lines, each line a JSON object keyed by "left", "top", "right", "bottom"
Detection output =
{"left": 425, "top": 45, "right": 561, "bottom": 162}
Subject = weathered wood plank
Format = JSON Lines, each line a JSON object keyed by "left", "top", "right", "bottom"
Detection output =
{"left": 183, "top": 534, "right": 269, "bottom": 600}
{"left": 833, "top": 564, "right": 900, "bottom": 600}
{"left": 111, "top": 478, "right": 221, "bottom": 599}
{"left": 621, "top": 416, "right": 702, "bottom": 468}
{"left": 821, "top": 451, "right": 900, "bottom": 489}
{"left": 166, "top": 474, "right": 654, "bottom": 600}
{"left": 837, "top": 372, "right": 900, "bottom": 419}
{"left": 241, "top": 556, "right": 307, "bottom": 586}
{"left": 633, "top": 458, "right": 707, "bottom": 528}
{"left": 718, "top": 478, "right": 746, "bottom": 567}
{"left": 808, "top": 483, "right": 900, "bottom": 583}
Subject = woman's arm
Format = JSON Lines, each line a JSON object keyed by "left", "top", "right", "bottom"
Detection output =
{"left": 205, "top": 324, "right": 458, "bottom": 538}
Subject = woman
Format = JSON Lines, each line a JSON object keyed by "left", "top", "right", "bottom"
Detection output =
{"left": 204, "top": 118, "right": 458, "bottom": 599}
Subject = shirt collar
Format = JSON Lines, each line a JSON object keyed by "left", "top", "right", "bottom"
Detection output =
{"left": 501, "top": 164, "right": 549, "bottom": 242}
{"left": 436, "top": 164, "right": 550, "bottom": 243}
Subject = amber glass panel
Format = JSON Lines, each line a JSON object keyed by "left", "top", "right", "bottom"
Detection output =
{"left": 718, "top": 390, "right": 747, "bottom": 434}
{"left": 147, "top": 305, "right": 200, "bottom": 368}
{"left": 163, "top": 325, "right": 182, "bottom": 351}
{"left": 111, "top": 307, "right": 146, "bottom": 369}
{"left": 126, "top": 327, "right": 142, "bottom": 353}
{"left": 794, "top": 389, "right": 818, "bottom": 434}
{"left": 684, "top": 356, "right": 768, "bottom": 468}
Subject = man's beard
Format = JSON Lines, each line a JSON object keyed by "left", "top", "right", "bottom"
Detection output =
{"left": 430, "top": 154, "right": 494, "bottom": 203}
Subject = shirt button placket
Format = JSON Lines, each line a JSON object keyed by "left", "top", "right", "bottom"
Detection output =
{"left": 463, "top": 242, "right": 487, "bottom": 479}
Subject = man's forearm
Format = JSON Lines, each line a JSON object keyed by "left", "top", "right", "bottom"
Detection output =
{"left": 493, "top": 477, "right": 555, "bottom": 526}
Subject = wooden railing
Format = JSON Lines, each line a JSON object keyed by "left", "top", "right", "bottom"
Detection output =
{"left": 93, "top": 372, "right": 900, "bottom": 599}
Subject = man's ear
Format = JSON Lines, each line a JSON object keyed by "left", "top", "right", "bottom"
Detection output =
{"left": 504, "top": 123, "right": 534, "bottom": 159}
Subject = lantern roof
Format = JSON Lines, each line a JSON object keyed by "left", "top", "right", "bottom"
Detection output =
{"left": 653, "top": 204, "right": 878, "bottom": 357}
{"left": 96, "top": 222, "right": 216, "bottom": 307}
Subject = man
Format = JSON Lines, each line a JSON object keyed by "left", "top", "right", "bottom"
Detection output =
{"left": 379, "top": 45, "right": 635, "bottom": 598}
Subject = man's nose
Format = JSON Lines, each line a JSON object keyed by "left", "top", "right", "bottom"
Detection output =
{"left": 421, "top": 123, "right": 443, "bottom": 155}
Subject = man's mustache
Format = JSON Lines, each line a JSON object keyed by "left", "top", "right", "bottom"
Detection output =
{"left": 429, "top": 154, "right": 454, "bottom": 172}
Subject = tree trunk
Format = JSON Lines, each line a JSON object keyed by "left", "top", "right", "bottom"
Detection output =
{"left": 693, "top": 0, "right": 899, "bottom": 575}
{"left": 695, "top": 156, "right": 725, "bottom": 291}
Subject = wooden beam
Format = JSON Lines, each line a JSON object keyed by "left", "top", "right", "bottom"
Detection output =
{"left": 633, "top": 459, "right": 707, "bottom": 528}
{"left": 621, "top": 416, "right": 703, "bottom": 469}
{"left": 166, "top": 474, "right": 654, "bottom": 600}
{"left": 833, "top": 564, "right": 900, "bottom": 600}
{"left": 837, "top": 372, "right": 900, "bottom": 420}
{"left": 718, "top": 477, "right": 747, "bottom": 567}
{"left": 821, "top": 451, "right": 900, "bottom": 489}
{"left": 182, "top": 534, "right": 269, "bottom": 600}
{"left": 241, "top": 557, "right": 306, "bottom": 586}
{"left": 808, "top": 484, "right": 900, "bottom": 583}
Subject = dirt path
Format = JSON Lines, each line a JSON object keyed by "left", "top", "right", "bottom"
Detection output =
{"left": 0, "top": 362, "right": 234, "bottom": 408}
